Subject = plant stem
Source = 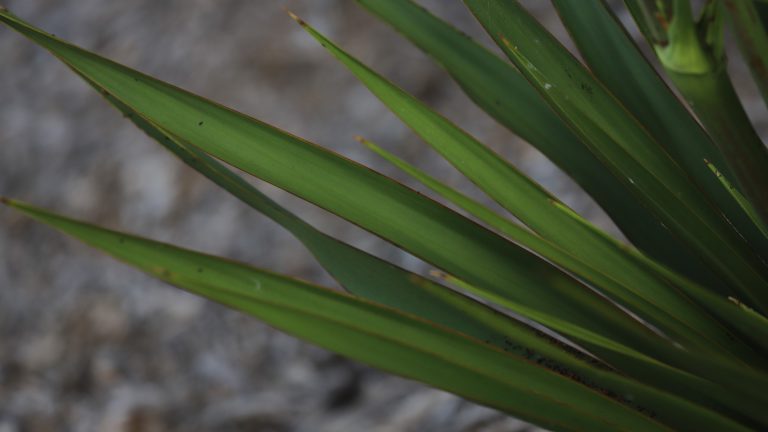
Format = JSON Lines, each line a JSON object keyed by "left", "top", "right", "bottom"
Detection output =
{"left": 655, "top": 0, "right": 768, "bottom": 227}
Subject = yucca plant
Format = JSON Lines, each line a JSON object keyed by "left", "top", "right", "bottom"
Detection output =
{"left": 2, "top": 0, "right": 768, "bottom": 430}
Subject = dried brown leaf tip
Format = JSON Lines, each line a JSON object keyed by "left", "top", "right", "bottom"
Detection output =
{"left": 286, "top": 10, "right": 307, "bottom": 27}
{"left": 0, "top": 196, "right": 11, "bottom": 205}
{"left": 0, "top": 6, "right": 7, "bottom": 13}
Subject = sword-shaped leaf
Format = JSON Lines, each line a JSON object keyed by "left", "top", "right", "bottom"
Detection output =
{"left": 76, "top": 71, "right": 563, "bottom": 357}
{"left": 291, "top": 14, "right": 746, "bottom": 360}
{"left": 359, "top": 137, "right": 762, "bottom": 365}
{"left": 0, "top": 9, "right": 655, "bottom": 351}
{"left": 553, "top": 0, "right": 768, "bottom": 262}
{"left": 355, "top": 0, "right": 714, "bottom": 287}
{"left": 464, "top": 0, "right": 768, "bottom": 313}
{"left": 1, "top": 198, "right": 675, "bottom": 432}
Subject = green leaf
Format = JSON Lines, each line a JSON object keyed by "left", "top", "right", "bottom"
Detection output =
{"left": 725, "top": 0, "right": 768, "bottom": 107}
{"left": 355, "top": 0, "right": 713, "bottom": 289}
{"left": 361, "top": 138, "right": 768, "bottom": 427}
{"left": 464, "top": 0, "right": 768, "bottom": 313}
{"left": 626, "top": 0, "right": 768, "bottom": 231}
{"left": 0, "top": 9, "right": 655, "bottom": 352}
{"left": 706, "top": 160, "right": 768, "bottom": 241}
{"left": 631, "top": 241, "right": 768, "bottom": 358}
{"left": 433, "top": 272, "right": 768, "bottom": 428}
{"left": 1, "top": 197, "right": 674, "bottom": 432}
{"left": 293, "top": 13, "right": 753, "bottom": 362}
{"left": 552, "top": 0, "right": 768, "bottom": 276}
{"left": 667, "top": 65, "right": 768, "bottom": 228}
{"left": 74, "top": 71, "right": 562, "bottom": 358}
{"left": 359, "top": 136, "right": 762, "bottom": 365}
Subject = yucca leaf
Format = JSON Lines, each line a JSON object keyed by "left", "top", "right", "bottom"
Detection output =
{"left": 51, "top": 70, "right": 720, "bottom": 421}
{"left": 292, "top": 13, "right": 756, "bottom": 361}
{"left": 1, "top": 198, "right": 678, "bottom": 432}
{"left": 154, "top": 119, "right": 762, "bottom": 430}
{"left": 434, "top": 273, "right": 768, "bottom": 428}
{"left": 5, "top": 6, "right": 767, "bottom": 429}
{"left": 706, "top": 160, "right": 768, "bottom": 241}
{"left": 755, "top": 1, "right": 768, "bottom": 44}
{"left": 725, "top": 0, "right": 768, "bottom": 107}
{"left": 553, "top": 0, "right": 768, "bottom": 263}
{"left": 623, "top": 0, "right": 669, "bottom": 44}
{"left": 627, "top": 0, "right": 768, "bottom": 227}
{"left": 361, "top": 138, "right": 768, "bottom": 426}
{"left": 464, "top": 0, "right": 768, "bottom": 313}
{"left": 631, "top": 244, "right": 768, "bottom": 357}
{"left": 353, "top": 0, "right": 714, "bottom": 286}
{"left": 668, "top": 67, "right": 768, "bottom": 225}
{"left": 10, "top": 194, "right": 766, "bottom": 430}
{"left": 66, "top": 70, "right": 591, "bottom": 360}
{"left": 0, "top": 10, "right": 660, "bottom": 351}
{"left": 359, "top": 136, "right": 762, "bottom": 365}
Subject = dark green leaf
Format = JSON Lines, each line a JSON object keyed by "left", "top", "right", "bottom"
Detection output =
{"left": 0, "top": 9, "right": 656, "bottom": 352}
{"left": 2, "top": 197, "right": 674, "bottom": 432}
{"left": 464, "top": 0, "right": 768, "bottom": 313}
{"left": 355, "top": 0, "right": 713, "bottom": 287}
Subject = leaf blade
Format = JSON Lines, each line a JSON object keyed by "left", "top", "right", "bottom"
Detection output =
{"left": 2, "top": 197, "right": 674, "bottom": 432}
{"left": 354, "top": 0, "right": 713, "bottom": 285}
{"left": 553, "top": 0, "right": 768, "bottom": 266}
{"left": 0, "top": 9, "right": 658, "bottom": 350}
{"left": 359, "top": 136, "right": 761, "bottom": 365}
{"left": 464, "top": 0, "right": 768, "bottom": 312}
{"left": 293, "top": 13, "right": 750, "bottom": 360}
{"left": 76, "top": 72, "right": 557, "bottom": 358}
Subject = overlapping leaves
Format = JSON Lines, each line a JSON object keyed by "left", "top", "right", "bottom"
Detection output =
{"left": 2, "top": 1, "right": 768, "bottom": 431}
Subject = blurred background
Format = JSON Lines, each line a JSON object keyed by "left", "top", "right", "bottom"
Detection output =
{"left": 1, "top": 1, "right": 765, "bottom": 431}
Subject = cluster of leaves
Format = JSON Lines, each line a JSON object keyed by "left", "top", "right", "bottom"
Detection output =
{"left": 2, "top": 1, "right": 768, "bottom": 430}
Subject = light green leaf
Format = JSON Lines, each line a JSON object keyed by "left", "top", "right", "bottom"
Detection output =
{"left": 0, "top": 9, "right": 658, "bottom": 351}
{"left": 361, "top": 137, "right": 768, "bottom": 426}
{"left": 1, "top": 197, "right": 673, "bottom": 432}
{"left": 359, "top": 136, "right": 762, "bottom": 365}
{"left": 76, "top": 71, "right": 562, "bottom": 358}
{"left": 354, "top": 0, "right": 712, "bottom": 285}
{"left": 293, "top": 14, "right": 751, "bottom": 361}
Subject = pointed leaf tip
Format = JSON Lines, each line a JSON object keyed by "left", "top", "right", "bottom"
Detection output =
{"left": 353, "top": 135, "right": 379, "bottom": 152}
{"left": 285, "top": 9, "right": 306, "bottom": 27}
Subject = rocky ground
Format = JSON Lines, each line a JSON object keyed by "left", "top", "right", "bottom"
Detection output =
{"left": 1, "top": 1, "right": 765, "bottom": 431}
